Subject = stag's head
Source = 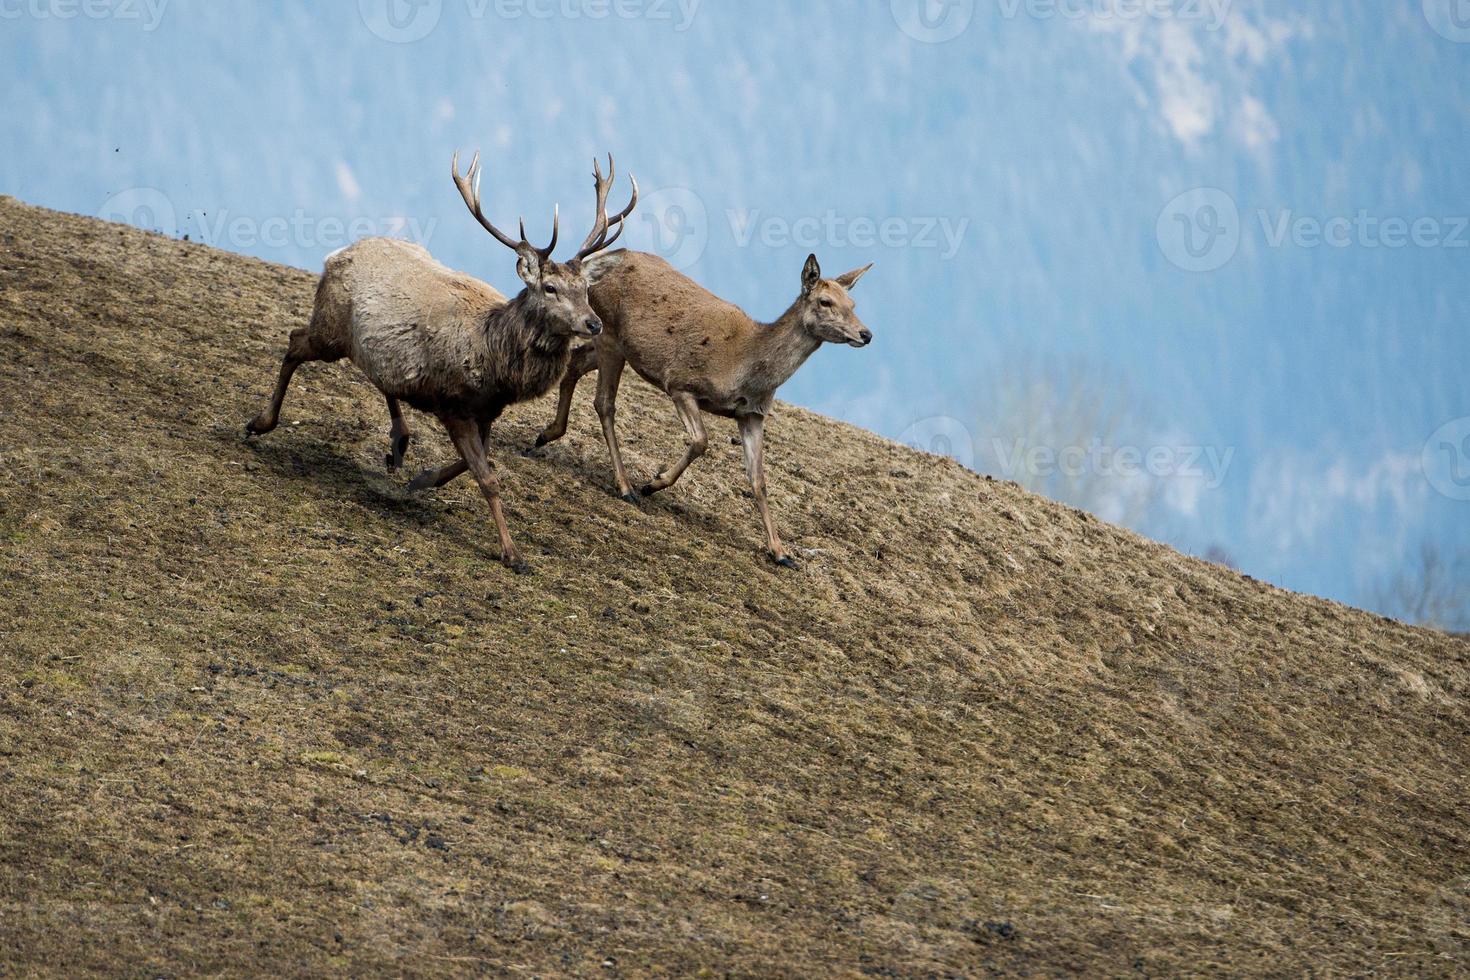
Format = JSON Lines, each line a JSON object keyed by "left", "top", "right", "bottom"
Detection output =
{"left": 452, "top": 151, "right": 637, "bottom": 339}
{"left": 796, "top": 254, "right": 874, "bottom": 348}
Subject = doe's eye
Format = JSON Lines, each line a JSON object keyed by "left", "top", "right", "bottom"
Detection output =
{"left": 820, "top": 298, "right": 834, "bottom": 308}
{"left": 544, "top": 284, "right": 558, "bottom": 296}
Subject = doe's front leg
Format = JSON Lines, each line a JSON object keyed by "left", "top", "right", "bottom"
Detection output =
{"left": 738, "top": 413, "right": 796, "bottom": 569}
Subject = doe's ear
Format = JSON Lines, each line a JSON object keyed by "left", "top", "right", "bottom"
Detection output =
{"left": 515, "top": 245, "right": 541, "bottom": 286}
{"left": 801, "top": 253, "right": 822, "bottom": 294}
{"left": 834, "top": 262, "right": 874, "bottom": 291}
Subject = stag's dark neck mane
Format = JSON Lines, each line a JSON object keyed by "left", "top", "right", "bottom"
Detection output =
{"left": 482, "top": 288, "right": 575, "bottom": 402}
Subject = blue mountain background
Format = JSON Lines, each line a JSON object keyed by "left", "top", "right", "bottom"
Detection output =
{"left": 4, "top": 0, "right": 1467, "bottom": 618}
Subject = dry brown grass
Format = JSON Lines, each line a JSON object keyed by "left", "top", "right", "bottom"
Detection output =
{"left": 0, "top": 197, "right": 1466, "bottom": 977}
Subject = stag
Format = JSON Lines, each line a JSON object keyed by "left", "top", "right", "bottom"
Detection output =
{"left": 246, "top": 152, "right": 636, "bottom": 572}
{"left": 534, "top": 250, "right": 873, "bottom": 567}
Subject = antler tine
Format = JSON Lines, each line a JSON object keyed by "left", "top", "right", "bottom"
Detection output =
{"left": 451, "top": 150, "right": 522, "bottom": 252}
{"left": 610, "top": 171, "right": 639, "bottom": 226}
{"left": 574, "top": 152, "right": 639, "bottom": 262}
{"left": 515, "top": 205, "right": 560, "bottom": 264}
{"left": 541, "top": 205, "right": 560, "bottom": 262}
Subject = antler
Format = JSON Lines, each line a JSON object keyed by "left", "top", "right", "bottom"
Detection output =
{"left": 452, "top": 150, "right": 559, "bottom": 263}
{"left": 574, "top": 153, "right": 639, "bottom": 262}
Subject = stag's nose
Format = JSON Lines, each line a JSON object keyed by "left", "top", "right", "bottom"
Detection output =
{"left": 584, "top": 317, "right": 603, "bottom": 336}
{"left": 858, "top": 329, "right": 873, "bottom": 346}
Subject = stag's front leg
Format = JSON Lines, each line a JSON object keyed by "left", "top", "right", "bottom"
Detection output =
{"left": 738, "top": 413, "right": 795, "bottom": 568}
{"left": 641, "top": 391, "right": 707, "bottom": 497}
{"left": 384, "top": 397, "right": 413, "bottom": 472}
{"left": 441, "top": 416, "right": 527, "bottom": 574}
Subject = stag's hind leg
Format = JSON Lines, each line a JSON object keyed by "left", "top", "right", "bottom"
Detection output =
{"left": 246, "top": 327, "right": 329, "bottom": 436}
{"left": 384, "top": 397, "right": 413, "bottom": 471}
{"left": 441, "top": 415, "right": 527, "bottom": 574}
{"left": 534, "top": 342, "right": 598, "bottom": 449}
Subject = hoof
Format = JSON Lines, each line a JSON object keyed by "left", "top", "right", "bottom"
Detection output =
{"left": 521, "top": 445, "right": 544, "bottom": 459}
{"left": 508, "top": 559, "right": 532, "bottom": 576}
{"left": 533, "top": 432, "right": 553, "bottom": 448}
{"left": 639, "top": 483, "right": 659, "bottom": 497}
{"left": 388, "top": 433, "right": 410, "bottom": 471}
{"left": 619, "top": 491, "right": 642, "bottom": 506}
{"left": 774, "top": 555, "right": 800, "bottom": 570}
{"left": 407, "top": 470, "right": 437, "bottom": 493}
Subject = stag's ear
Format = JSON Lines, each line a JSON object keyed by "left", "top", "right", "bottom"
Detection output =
{"left": 515, "top": 245, "right": 541, "bottom": 285}
{"left": 834, "top": 262, "right": 873, "bottom": 291}
{"left": 801, "top": 253, "right": 822, "bottom": 295}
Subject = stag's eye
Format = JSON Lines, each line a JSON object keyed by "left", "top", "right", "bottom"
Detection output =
{"left": 544, "top": 284, "right": 558, "bottom": 296}
{"left": 820, "top": 298, "right": 834, "bottom": 309}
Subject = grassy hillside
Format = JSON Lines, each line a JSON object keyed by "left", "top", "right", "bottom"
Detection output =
{"left": 0, "top": 197, "right": 1465, "bottom": 977}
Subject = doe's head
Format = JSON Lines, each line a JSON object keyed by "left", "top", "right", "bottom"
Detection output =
{"left": 452, "top": 150, "right": 638, "bottom": 340}
{"left": 797, "top": 253, "right": 874, "bottom": 348}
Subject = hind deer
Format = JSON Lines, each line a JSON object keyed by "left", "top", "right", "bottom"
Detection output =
{"left": 534, "top": 250, "right": 874, "bottom": 568}
{"left": 246, "top": 152, "right": 637, "bottom": 573}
